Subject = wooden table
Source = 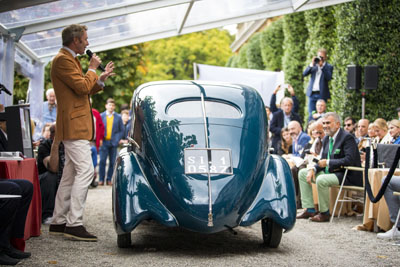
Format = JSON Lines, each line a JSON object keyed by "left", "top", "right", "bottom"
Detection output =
{"left": 0, "top": 158, "right": 42, "bottom": 239}
{"left": 359, "top": 168, "right": 400, "bottom": 232}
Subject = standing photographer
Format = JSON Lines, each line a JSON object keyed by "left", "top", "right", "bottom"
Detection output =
{"left": 303, "top": 48, "right": 333, "bottom": 118}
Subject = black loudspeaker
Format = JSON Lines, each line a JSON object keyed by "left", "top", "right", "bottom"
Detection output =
{"left": 347, "top": 65, "right": 361, "bottom": 90}
{"left": 364, "top": 65, "right": 378, "bottom": 90}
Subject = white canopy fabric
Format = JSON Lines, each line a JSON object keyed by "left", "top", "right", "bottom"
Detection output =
{"left": 197, "top": 63, "right": 284, "bottom": 107}
{"left": 0, "top": 0, "right": 353, "bottom": 120}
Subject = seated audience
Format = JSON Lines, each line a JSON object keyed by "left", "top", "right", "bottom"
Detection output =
{"left": 288, "top": 120, "right": 311, "bottom": 157}
{"left": 36, "top": 125, "right": 64, "bottom": 224}
{"left": 309, "top": 99, "right": 326, "bottom": 122}
{"left": 388, "top": 119, "right": 400, "bottom": 144}
{"left": 368, "top": 122, "right": 379, "bottom": 143}
{"left": 344, "top": 116, "right": 356, "bottom": 137}
{"left": 0, "top": 179, "right": 33, "bottom": 265}
{"left": 270, "top": 97, "right": 302, "bottom": 153}
{"left": 374, "top": 118, "right": 391, "bottom": 144}
{"left": 276, "top": 127, "right": 292, "bottom": 156}
{"left": 291, "top": 120, "right": 324, "bottom": 208}
{"left": 357, "top": 119, "right": 369, "bottom": 142}
{"left": 377, "top": 175, "right": 400, "bottom": 240}
{"left": 297, "top": 112, "right": 362, "bottom": 222}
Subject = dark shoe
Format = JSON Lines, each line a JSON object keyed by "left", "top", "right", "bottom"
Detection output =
{"left": 106, "top": 181, "right": 112, "bottom": 186}
{"left": 90, "top": 181, "right": 98, "bottom": 188}
{"left": 310, "top": 212, "right": 330, "bottom": 222}
{"left": 0, "top": 251, "right": 20, "bottom": 265}
{"left": 296, "top": 210, "right": 317, "bottom": 219}
{"left": 49, "top": 223, "right": 66, "bottom": 235}
{"left": 3, "top": 246, "right": 31, "bottom": 259}
{"left": 98, "top": 181, "right": 104, "bottom": 186}
{"left": 64, "top": 225, "right": 97, "bottom": 242}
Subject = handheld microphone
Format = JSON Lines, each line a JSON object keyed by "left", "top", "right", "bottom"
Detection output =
{"left": 86, "top": 50, "right": 105, "bottom": 72}
{"left": 0, "top": 83, "right": 12, "bottom": 95}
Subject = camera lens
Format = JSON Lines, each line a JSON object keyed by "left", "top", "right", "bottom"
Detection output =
{"left": 314, "top": 57, "right": 320, "bottom": 64}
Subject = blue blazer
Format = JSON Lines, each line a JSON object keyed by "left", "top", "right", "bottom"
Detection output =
{"left": 303, "top": 63, "right": 333, "bottom": 100}
{"left": 292, "top": 132, "right": 311, "bottom": 156}
{"left": 101, "top": 112, "right": 125, "bottom": 147}
{"left": 315, "top": 128, "right": 362, "bottom": 186}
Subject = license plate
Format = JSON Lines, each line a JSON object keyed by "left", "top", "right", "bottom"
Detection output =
{"left": 184, "top": 148, "right": 233, "bottom": 174}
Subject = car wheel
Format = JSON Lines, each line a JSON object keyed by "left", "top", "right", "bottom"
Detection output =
{"left": 117, "top": 233, "right": 131, "bottom": 248}
{"left": 261, "top": 218, "right": 282, "bottom": 248}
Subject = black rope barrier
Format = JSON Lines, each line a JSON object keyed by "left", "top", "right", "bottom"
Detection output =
{"left": 364, "top": 146, "right": 400, "bottom": 203}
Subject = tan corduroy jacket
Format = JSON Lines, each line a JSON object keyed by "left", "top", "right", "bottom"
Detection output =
{"left": 51, "top": 48, "right": 102, "bottom": 141}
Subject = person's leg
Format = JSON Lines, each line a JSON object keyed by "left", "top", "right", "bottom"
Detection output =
{"left": 106, "top": 146, "right": 118, "bottom": 183}
{"left": 98, "top": 142, "right": 108, "bottom": 183}
{"left": 315, "top": 173, "right": 339, "bottom": 213}
{"left": 383, "top": 176, "right": 400, "bottom": 226}
{"left": 64, "top": 140, "right": 94, "bottom": 227}
{"left": 52, "top": 147, "right": 75, "bottom": 225}
{"left": 298, "top": 168, "right": 315, "bottom": 209}
{"left": 39, "top": 172, "right": 58, "bottom": 221}
{"left": 0, "top": 181, "right": 21, "bottom": 249}
{"left": 308, "top": 94, "right": 320, "bottom": 118}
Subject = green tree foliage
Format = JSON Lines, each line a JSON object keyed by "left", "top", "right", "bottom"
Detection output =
{"left": 303, "top": 6, "right": 337, "bottom": 121}
{"left": 282, "top": 12, "right": 308, "bottom": 119}
{"left": 260, "top": 18, "right": 284, "bottom": 71}
{"left": 142, "top": 29, "right": 233, "bottom": 82}
{"left": 246, "top": 32, "right": 265, "bottom": 70}
{"left": 331, "top": 0, "right": 400, "bottom": 121}
{"left": 237, "top": 43, "right": 249, "bottom": 68}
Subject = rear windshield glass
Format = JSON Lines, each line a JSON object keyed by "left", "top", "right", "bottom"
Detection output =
{"left": 167, "top": 100, "right": 241, "bottom": 119}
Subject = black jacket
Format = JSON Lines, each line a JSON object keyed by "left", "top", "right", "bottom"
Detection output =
{"left": 316, "top": 128, "right": 362, "bottom": 186}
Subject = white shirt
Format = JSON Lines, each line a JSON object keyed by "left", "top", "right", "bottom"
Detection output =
{"left": 312, "top": 62, "right": 326, "bottom": 92}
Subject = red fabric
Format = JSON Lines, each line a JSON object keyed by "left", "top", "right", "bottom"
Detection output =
{"left": 10, "top": 238, "right": 25, "bottom": 252}
{"left": 92, "top": 108, "right": 105, "bottom": 151}
{"left": 0, "top": 158, "right": 42, "bottom": 240}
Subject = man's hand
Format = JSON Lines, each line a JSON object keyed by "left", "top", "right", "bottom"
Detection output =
{"left": 306, "top": 169, "right": 315, "bottom": 185}
{"left": 88, "top": 53, "right": 101, "bottom": 70}
{"left": 287, "top": 84, "right": 295, "bottom": 96}
{"left": 273, "top": 84, "right": 281, "bottom": 94}
{"left": 318, "top": 159, "right": 328, "bottom": 168}
{"left": 99, "top": 61, "right": 115, "bottom": 82}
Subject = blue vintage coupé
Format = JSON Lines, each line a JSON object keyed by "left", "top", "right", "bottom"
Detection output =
{"left": 112, "top": 81, "right": 296, "bottom": 248}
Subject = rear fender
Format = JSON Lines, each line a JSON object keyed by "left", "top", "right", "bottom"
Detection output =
{"left": 239, "top": 155, "right": 296, "bottom": 231}
{"left": 113, "top": 150, "right": 178, "bottom": 234}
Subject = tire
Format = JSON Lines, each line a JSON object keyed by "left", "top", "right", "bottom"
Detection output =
{"left": 117, "top": 233, "right": 131, "bottom": 248}
{"left": 261, "top": 218, "right": 282, "bottom": 248}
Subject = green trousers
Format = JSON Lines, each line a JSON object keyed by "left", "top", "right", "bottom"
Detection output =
{"left": 298, "top": 168, "right": 339, "bottom": 213}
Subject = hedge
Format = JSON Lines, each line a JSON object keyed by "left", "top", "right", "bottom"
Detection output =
{"left": 260, "top": 18, "right": 284, "bottom": 71}
{"left": 331, "top": 0, "right": 400, "bottom": 121}
{"left": 282, "top": 12, "right": 308, "bottom": 119}
{"left": 246, "top": 32, "right": 265, "bottom": 70}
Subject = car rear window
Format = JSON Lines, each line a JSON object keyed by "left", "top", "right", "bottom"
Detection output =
{"left": 167, "top": 100, "right": 241, "bottom": 119}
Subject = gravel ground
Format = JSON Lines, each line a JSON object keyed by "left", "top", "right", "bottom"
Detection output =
{"left": 20, "top": 185, "right": 400, "bottom": 267}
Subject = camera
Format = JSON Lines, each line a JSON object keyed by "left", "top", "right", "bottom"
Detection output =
{"left": 314, "top": 56, "right": 323, "bottom": 64}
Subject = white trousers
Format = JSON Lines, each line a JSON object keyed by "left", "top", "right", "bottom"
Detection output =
{"left": 52, "top": 140, "right": 94, "bottom": 227}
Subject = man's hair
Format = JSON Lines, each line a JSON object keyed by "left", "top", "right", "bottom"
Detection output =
{"left": 323, "top": 112, "right": 341, "bottom": 125}
{"left": 46, "top": 88, "right": 54, "bottom": 97}
{"left": 344, "top": 116, "right": 356, "bottom": 124}
{"left": 106, "top": 98, "right": 115, "bottom": 104}
{"left": 121, "top": 110, "right": 129, "bottom": 116}
{"left": 281, "top": 97, "right": 293, "bottom": 106}
{"left": 62, "top": 24, "right": 87, "bottom": 46}
{"left": 316, "top": 99, "right": 326, "bottom": 105}
{"left": 318, "top": 48, "right": 327, "bottom": 55}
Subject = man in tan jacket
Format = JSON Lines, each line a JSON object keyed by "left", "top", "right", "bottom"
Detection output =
{"left": 49, "top": 24, "right": 115, "bottom": 241}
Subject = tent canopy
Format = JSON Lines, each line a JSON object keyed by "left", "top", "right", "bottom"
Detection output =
{"left": 1, "top": 0, "right": 352, "bottom": 63}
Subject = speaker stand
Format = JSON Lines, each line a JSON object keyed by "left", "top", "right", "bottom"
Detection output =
{"left": 361, "top": 91, "right": 366, "bottom": 119}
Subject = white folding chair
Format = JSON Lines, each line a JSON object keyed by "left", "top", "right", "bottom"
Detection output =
{"left": 330, "top": 166, "right": 365, "bottom": 223}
